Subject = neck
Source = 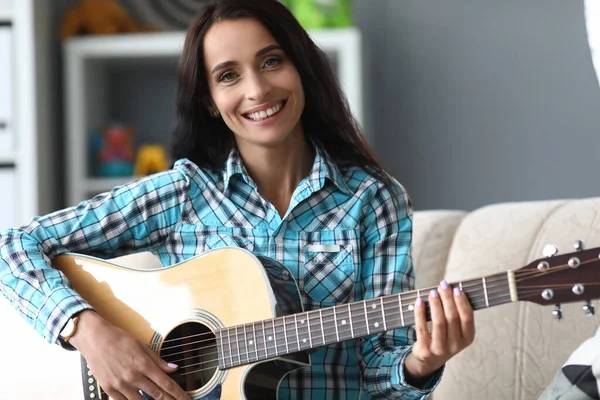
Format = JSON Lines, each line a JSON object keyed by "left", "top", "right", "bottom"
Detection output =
{"left": 237, "top": 135, "right": 315, "bottom": 215}
{"left": 216, "top": 271, "right": 516, "bottom": 369}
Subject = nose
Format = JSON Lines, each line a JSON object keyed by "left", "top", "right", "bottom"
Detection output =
{"left": 244, "top": 71, "right": 271, "bottom": 101}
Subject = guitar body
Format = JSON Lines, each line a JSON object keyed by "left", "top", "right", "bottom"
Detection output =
{"left": 54, "top": 248, "right": 310, "bottom": 400}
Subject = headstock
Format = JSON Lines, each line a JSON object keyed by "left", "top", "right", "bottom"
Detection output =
{"left": 516, "top": 240, "right": 600, "bottom": 318}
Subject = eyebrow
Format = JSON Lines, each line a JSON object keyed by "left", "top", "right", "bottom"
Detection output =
{"left": 211, "top": 44, "right": 283, "bottom": 75}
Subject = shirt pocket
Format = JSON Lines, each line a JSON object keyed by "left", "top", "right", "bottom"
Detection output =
{"left": 303, "top": 242, "right": 356, "bottom": 307}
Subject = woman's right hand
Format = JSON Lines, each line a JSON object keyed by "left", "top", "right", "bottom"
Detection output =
{"left": 69, "top": 310, "right": 191, "bottom": 400}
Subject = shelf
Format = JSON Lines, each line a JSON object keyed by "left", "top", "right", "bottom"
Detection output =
{"left": 0, "top": 152, "right": 15, "bottom": 165}
{"left": 0, "top": 9, "right": 11, "bottom": 23}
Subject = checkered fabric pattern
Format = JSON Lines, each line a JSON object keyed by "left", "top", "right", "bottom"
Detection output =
{"left": 0, "top": 147, "right": 441, "bottom": 399}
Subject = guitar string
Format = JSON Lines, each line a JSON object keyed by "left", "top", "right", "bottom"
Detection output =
{"left": 176, "top": 285, "right": 600, "bottom": 376}
{"left": 171, "top": 264, "right": 600, "bottom": 369}
{"left": 158, "top": 259, "right": 578, "bottom": 352}
{"left": 157, "top": 271, "right": 514, "bottom": 350}
{"left": 150, "top": 260, "right": 598, "bottom": 370}
{"left": 162, "top": 275, "right": 512, "bottom": 355}
{"left": 167, "top": 277, "right": 600, "bottom": 369}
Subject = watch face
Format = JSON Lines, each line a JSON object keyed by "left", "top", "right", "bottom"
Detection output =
{"left": 129, "top": 0, "right": 212, "bottom": 31}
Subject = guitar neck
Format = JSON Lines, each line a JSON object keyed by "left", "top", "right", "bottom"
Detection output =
{"left": 216, "top": 270, "right": 514, "bottom": 368}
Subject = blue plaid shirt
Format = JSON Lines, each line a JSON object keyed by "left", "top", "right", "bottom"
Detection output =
{"left": 0, "top": 147, "right": 441, "bottom": 399}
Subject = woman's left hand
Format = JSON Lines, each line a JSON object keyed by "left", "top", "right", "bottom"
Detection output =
{"left": 404, "top": 280, "right": 475, "bottom": 385}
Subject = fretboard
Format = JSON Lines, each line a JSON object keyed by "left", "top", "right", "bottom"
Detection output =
{"left": 216, "top": 271, "right": 514, "bottom": 369}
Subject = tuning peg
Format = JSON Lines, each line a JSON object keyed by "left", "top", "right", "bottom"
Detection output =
{"left": 543, "top": 244, "right": 559, "bottom": 257}
{"left": 553, "top": 304, "right": 562, "bottom": 320}
{"left": 583, "top": 302, "right": 595, "bottom": 316}
{"left": 574, "top": 240, "right": 585, "bottom": 251}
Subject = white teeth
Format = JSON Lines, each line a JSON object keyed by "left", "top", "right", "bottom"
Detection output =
{"left": 246, "top": 102, "right": 283, "bottom": 121}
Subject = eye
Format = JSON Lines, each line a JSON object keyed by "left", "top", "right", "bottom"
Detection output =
{"left": 264, "top": 56, "right": 281, "bottom": 68}
{"left": 218, "top": 71, "right": 237, "bottom": 83}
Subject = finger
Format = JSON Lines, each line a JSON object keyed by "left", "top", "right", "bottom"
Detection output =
{"left": 453, "top": 287, "right": 475, "bottom": 344}
{"left": 138, "top": 377, "right": 176, "bottom": 400}
{"left": 120, "top": 387, "right": 145, "bottom": 400}
{"left": 428, "top": 288, "right": 447, "bottom": 355}
{"left": 143, "top": 344, "right": 179, "bottom": 374}
{"left": 413, "top": 296, "right": 431, "bottom": 348}
{"left": 143, "top": 359, "right": 189, "bottom": 400}
{"left": 437, "top": 280, "right": 462, "bottom": 345}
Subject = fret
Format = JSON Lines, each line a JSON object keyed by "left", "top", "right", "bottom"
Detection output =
{"left": 482, "top": 277, "right": 490, "bottom": 307}
{"left": 309, "top": 310, "right": 324, "bottom": 347}
{"left": 297, "top": 313, "right": 311, "bottom": 351}
{"left": 274, "top": 318, "right": 287, "bottom": 355}
{"left": 251, "top": 323, "right": 258, "bottom": 361}
{"left": 335, "top": 304, "right": 352, "bottom": 341}
{"left": 283, "top": 315, "right": 299, "bottom": 353}
{"left": 238, "top": 325, "right": 249, "bottom": 365}
{"left": 366, "top": 298, "right": 384, "bottom": 333}
{"left": 226, "top": 327, "right": 234, "bottom": 367}
{"left": 333, "top": 306, "right": 340, "bottom": 342}
{"left": 319, "top": 309, "right": 326, "bottom": 344}
{"left": 255, "top": 321, "right": 266, "bottom": 360}
{"left": 347, "top": 303, "right": 355, "bottom": 338}
{"left": 235, "top": 326, "right": 242, "bottom": 365}
{"left": 380, "top": 298, "right": 387, "bottom": 331}
{"left": 272, "top": 319, "right": 279, "bottom": 356}
{"left": 350, "top": 302, "right": 368, "bottom": 338}
{"left": 294, "top": 314, "right": 301, "bottom": 352}
{"left": 363, "top": 301, "right": 370, "bottom": 335}
{"left": 217, "top": 330, "right": 226, "bottom": 368}
{"left": 263, "top": 320, "right": 275, "bottom": 358}
{"left": 282, "top": 316, "right": 290, "bottom": 354}
{"left": 243, "top": 324, "right": 250, "bottom": 363}
{"left": 306, "top": 312, "right": 313, "bottom": 348}
{"left": 398, "top": 295, "right": 405, "bottom": 326}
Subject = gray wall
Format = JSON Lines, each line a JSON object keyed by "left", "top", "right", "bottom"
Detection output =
{"left": 53, "top": 0, "right": 600, "bottom": 211}
{"left": 354, "top": 0, "right": 600, "bottom": 211}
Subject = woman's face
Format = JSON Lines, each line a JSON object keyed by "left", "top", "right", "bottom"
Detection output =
{"left": 203, "top": 18, "right": 305, "bottom": 151}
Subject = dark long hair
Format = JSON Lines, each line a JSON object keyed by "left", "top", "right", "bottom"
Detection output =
{"left": 170, "top": 0, "right": 394, "bottom": 187}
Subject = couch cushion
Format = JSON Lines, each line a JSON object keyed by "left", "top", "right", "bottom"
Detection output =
{"left": 435, "top": 198, "right": 600, "bottom": 400}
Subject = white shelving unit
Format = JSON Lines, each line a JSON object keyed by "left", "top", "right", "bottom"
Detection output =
{"left": 64, "top": 28, "right": 363, "bottom": 206}
{"left": 0, "top": 0, "right": 56, "bottom": 228}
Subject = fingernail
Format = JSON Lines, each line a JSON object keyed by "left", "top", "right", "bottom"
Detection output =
{"left": 440, "top": 280, "right": 449, "bottom": 290}
{"left": 454, "top": 287, "right": 461, "bottom": 296}
{"left": 416, "top": 297, "right": 423, "bottom": 307}
{"left": 168, "top": 363, "right": 178, "bottom": 368}
{"left": 429, "top": 289, "right": 439, "bottom": 298}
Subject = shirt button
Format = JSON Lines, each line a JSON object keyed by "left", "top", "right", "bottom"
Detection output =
{"left": 275, "top": 237, "right": 283, "bottom": 245}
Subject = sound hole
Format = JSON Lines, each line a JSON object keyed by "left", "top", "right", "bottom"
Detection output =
{"left": 160, "top": 322, "right": 217, "bottom": 392}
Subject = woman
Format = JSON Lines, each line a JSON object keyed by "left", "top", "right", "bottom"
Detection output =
{"left": 0, "top": 0, "right": 474, "bottom": 399}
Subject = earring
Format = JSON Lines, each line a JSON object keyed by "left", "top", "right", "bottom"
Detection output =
{"left": 210, "top": 109, "right": 220, "bottom": 118}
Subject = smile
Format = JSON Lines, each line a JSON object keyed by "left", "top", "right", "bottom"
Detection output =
{"left": 243, "top": 100, "right": 287, "bottom": 122}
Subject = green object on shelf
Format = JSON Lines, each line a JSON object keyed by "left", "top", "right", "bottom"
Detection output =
{"left": 285, "top": 0, "right": 352, "bottom": 29}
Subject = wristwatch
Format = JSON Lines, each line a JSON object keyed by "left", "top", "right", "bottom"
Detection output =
{"left": 59, "top": 314, "right": 81, "bottom": 344}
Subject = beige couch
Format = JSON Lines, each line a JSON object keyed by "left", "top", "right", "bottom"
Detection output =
{"left": 1, "top": 197, "right": 599, "bottom": 399}
{"left": 413, "top": 198, "right": 600, "bottom": 399}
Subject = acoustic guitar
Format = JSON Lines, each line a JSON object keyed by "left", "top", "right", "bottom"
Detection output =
{"left": 53, "top": 244, "right": 600, "bottom": 399}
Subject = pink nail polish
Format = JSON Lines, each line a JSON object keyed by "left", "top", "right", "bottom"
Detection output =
{"left": 454, "top": 287, "right": 461, "bottom": 296}
{"left": 440, "top": 280, "right": 449, "bottom": 290}
{"left": 429, "top": 289, "right": 439, "bottom": 298}
{"left": 168, "top": 363, "right": 178, "bottom": 368}
{"left": 416, "top": 297, "right": 423, "bottom": 307}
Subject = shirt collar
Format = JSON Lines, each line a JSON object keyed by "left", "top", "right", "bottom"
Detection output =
{"left": 307, "top": 146, "right": 352, "bottom": 195}
{"left": 222, "top": 145, "right": 352, "bottom": 196}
